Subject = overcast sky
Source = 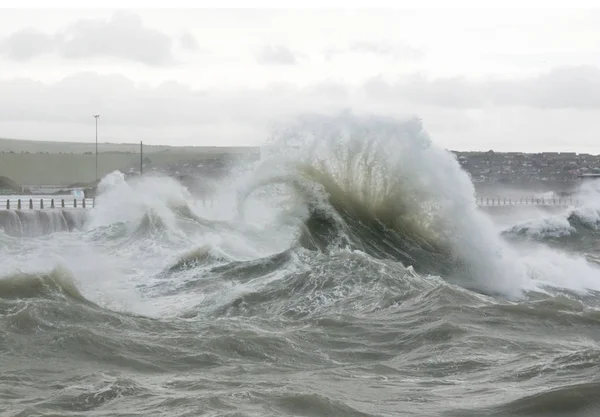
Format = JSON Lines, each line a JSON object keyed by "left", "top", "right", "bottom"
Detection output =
{"left": 2, "top": 7, "right": 600, "bottom": 152}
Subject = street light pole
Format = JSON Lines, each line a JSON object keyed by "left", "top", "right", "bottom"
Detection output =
{"left": 93, "top": 114, "right": 99, "bottom": 183}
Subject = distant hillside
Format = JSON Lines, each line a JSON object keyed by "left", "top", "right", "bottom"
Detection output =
{"left": 0, "top": 152, "right": 260, "bottom": 185}
{"left": 0, "top": 137, "right": 258, "bottom": 155}
{"left": 0, "top": 138, "right": 260, "bottom": 185}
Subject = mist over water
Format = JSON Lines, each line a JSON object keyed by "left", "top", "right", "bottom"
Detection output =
{"left": 2, "top": 113, "right": 600, "bottom": 416}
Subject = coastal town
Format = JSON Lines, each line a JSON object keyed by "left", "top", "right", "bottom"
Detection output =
{"left": 156, "top": 150, "right": 600, "bottom": 186}
{"left": 451, "top": 150, "right": 600, "bottom": 183}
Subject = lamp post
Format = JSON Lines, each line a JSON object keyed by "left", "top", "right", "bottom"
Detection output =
{"left": 93, "top": 114, "right": 99, "bottom": 183}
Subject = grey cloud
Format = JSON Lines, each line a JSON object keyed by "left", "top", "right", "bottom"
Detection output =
{"left": 180, "top": 31, "right": 200, "bottom": 51}
{"left": 493, "top": 66, "right": 600, "bottom": 109}
{"left": 0, "top": 67, "right": 600, "bottom": 130}
{"left": 323, "top": 47, "right": 344, "bottom": 61}
{"left": 2, "top": 70, "right": 600, "bottom": 151}
{"left": 0, "top": 12, "right": 177, "bottom": 66}
{"left": 363, "top": 75, "right": 484, "bottom": 108}
{"left": 0, "top": 29, "right": 54, "bottom": 61}
{"left": 350, "top": 41, "right": 424, "bottom": 60}
{"left": 2, "top": 66, "right": 600, "bottom": 132}
{"left": 324, "top": 41, "right": 423, "bottom": 61}
{"left": 363, "top": 66, "right": 600, "bottom": 109}
{"left": 0, "top": 73, "right": 313, "bottom": 127}
{"left": 56, "top": 11, "right": 174, "bottom": 65}
{"left": 256, "top": 45, "right": 298, "bottom": 65}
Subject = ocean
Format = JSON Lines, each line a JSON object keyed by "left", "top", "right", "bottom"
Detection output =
{"left": 2, "top": 114, "right": 600, "bottom": 417}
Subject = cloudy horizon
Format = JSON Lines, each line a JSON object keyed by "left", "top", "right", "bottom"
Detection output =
{"left": 2, "top": 8, "right": 600, "bottom": 153}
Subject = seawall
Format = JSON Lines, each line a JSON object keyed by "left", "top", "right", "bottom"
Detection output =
{"left": 0, "top": 209, "right": 88, "bottom": 237}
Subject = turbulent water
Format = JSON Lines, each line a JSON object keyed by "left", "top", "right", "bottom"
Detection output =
{"left": 2, "top": 114, "right": 600, "bottom": 417}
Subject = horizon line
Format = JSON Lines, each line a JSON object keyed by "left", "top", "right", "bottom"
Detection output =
{"left": 0, "top": 136, "right": 598, "bottom": 155}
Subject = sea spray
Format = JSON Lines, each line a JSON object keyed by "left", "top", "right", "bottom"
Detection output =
{"left": 243, "top": 113, "right": 527, "bottom": 297}
{"left": 85, "top": 171, "right": 194, "bottom": 240}
{"left": 503, "top": 179, "right": 600, "bottom": 240}
{"left": 500, "top": 178, "right": 600, "bottom": 292}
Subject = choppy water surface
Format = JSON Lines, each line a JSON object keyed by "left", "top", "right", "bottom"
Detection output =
{"left": 2, "top": 114, "right": 600, "bottom": 417}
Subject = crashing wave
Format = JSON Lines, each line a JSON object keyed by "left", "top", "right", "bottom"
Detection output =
{"left": 0, "top": 266, "right": 88, "bottom": 302}
{"left": 237, "top": 113, "right": 526, "bottom": 297}
{"left": 503, "top": 180, "right": 600, "bottom": 242}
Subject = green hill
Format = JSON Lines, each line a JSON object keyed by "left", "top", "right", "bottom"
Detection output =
{"left": 0, "top": 138, "right": 260, "bottom": 186}
{"left": 0, "top": 137, "right": 256, "bottom": 155}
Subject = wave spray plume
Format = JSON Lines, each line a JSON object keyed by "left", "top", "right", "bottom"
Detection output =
{"left": 239, "top": 112, "right": 526, "bottom": 297}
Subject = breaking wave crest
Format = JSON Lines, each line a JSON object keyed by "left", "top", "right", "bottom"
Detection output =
{"left": 238, "top": 114, "right": 526, "bottom": 296}
{"left": 0, "top": 266, "right": 88, "bottom": 302}
{"left": 503, "top": 180, "right": 600, "bottom": 242}
{"left": 167, "top": 244, "right": 233, "bottom": 273}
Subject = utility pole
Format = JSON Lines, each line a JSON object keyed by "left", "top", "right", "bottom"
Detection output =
{"left": 93, "top": 114, "right": 100, "bottom": 183}
{"left": 140, "top": 141, "right": 143, "bottom": 175}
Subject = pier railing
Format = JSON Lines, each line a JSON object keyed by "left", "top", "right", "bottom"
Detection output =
{"left": 0, "top": 196, "right": 582, "bottom": 211}
{"left": 0, "top": 198, "right": 94, "bottom": 210}
{"left": 475, "top": 197, "right": 579, "bottom": 207}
